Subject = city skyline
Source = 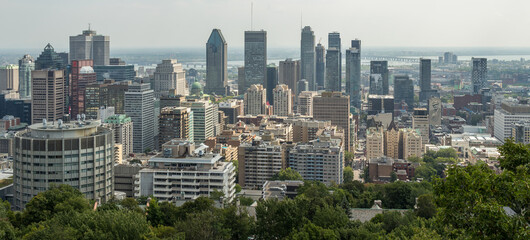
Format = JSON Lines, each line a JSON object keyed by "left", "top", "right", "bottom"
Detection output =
{"left": 1, "top": 0, "right": 530, "bottom": 50}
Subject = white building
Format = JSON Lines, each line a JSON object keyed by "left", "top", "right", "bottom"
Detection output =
{"left": 153, "top": 59, "right": 187, "bottom": 97}
{"left": 244, "top": 84, "right": 266, "bottom": 115}
{"left": 494, "top": 100, "right": 530, "bottom": 143}
{"left": 125, "top": 83, "right": 155, "bottom": 153}
{"left": 297, "top": 91, "right": 317, "bottom": 116}
{"left": 272, "top": 84, "right": 292, "bottom": 116}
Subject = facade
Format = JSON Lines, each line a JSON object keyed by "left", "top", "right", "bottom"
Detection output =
{"left": 272, "top": 84, "right": 292, "bottom": 116}
{"left": 494, "top": 100, "right": 530, "bottom": 142}
{"left": 158, "top": 107, "right": 193, "bottom": 147}
{"left": 328, "top": 32, "right": 341, "bottom": 81}
{"left": 346, "top": 47, "right": 361, "bottom": 109}
{"left": 289, "top": 139, "right": 344, "bottom": 185}
{"left": 0, "top": 95, "right": 32, "bottom": 124}
{"left": 325, "top": 48, "right": 341, "bottom": 92}
{"left": 370, "top": 61, "right": 389, "bottom": 95}
{"left": 93, "top": 65, "right": 135, "bottom": 82}
{"left": 413, "top": 108, "right": 430, "bottom": 146}
{"left": 393, "top": 75, "right": 414, "bottom": 108}
{"left": 471, "top": 58, "right": 487, "bottom": 94}
{"left": 85, "top": 80, "right": 129, "bottom": 119}
{"left": 0, "top": 65, "right": 19, "bottom": 92}
{"left": 279, "top": 59, "right": 299, "bottom": 96}
{"left": 289, "top": 119, "right": 331, "bottom": 143}
{"left": 153, "top": 59, "right": 187, "bottom": 97}
{"left": 428, "top": 97, "right": 442, "bottom": 126}
{"left": 205, "top": 29, "right": 228, "bottom": 95}
{"left": 69, "top": 28, "right": 110, "bottom": 66}
{"left": 34, "top": 44, "right": 65, "bottom": 70}
{"left": 297, "top": 91, "right": 317, "bottom": 116}
{"left": 300, "top": 26, "right": 316, "bottom": 90}
{"left": 244, "top": 84, "right": 267, "bottom": 115}
{"left": 135, "top": 140, "right": 236, "bottom": 203}
{"left": 70, "top": 60, "right": 97, "bottom": 117}
{"left": 313, "top": 92, "right": 351, "bottom": 151}
{"left": 104, "top": 114, "right": 133, "bottom": 157}
{"left": 367, "top": 95, "right": 394, "bottom": 116}
{"left": 18, "top": 55, "right": 35, "bottom": 99}
{"left": 13, "top": 120, "right": 114, "bottom": 210}
{"left": 124, "top": 83, "right": 155, "bottom": 153}
{"left": 401, "top": 128, "right": 423, "bottom": 159}
{"left": 315, "top": 43, "right": 326, "bottom": 89}
{"left": 512, "top": 121, "right": 530, "bottom": 144}
{"left": 242, "top": 31, "right": 267, "bottom": 95}
{"left": 366, "top": 127, "right": 384, "bottom": 161}
{"left": 238, "top": 139, "right": 286, "bottom": 188}
{"left": 31, "top": 70, "right": 65, "bottom": 124}
{"left": 266, "top": 65, "right": 278, "bottom": 104}
{"left": 419, "top": 58, "right": 431, "bottom": 102}
{"left": 219, "top": 100, "right": 243, "bottom": 124}
{"left": 114, "top": 164, "right": 143, "bottom": 197}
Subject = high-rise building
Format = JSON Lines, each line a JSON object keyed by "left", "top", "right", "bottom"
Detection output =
{"left": 31, "top": 70, "right": 65, "bottom": 124}
{"left": 242, "top": 30, "right": 267, "bottom": 95}
{"left": 13, "top": 120, "right": 114, "bottom": 210}
{"left": 401, "top": 128, "right": 423, "bottom": 159}
{"left": 298, "top": 79, "right": 308, "bottom": 94}
{"left": 367, "top": 95, "right": 394, "bottom": 116}
{"left": 153, "top": 59, "right": 187, "bottom": 98}
{"left": 237, "top": 66, "right": 245, "bottom": 95}
{"left": 35, "top": 44, "right": 65, "bottom": 70}
{"left": 472, "top": 58, "right": 487, "bottom": 94}
{"left": 205, "top": 29, "right": 228, "bottom": 95}
{"left": 219, "top": 100, "right": 243, "bottom": 124}
{"left": 238, "top": 138, "right": 286, "bottom": 188}
{"left": 494, "top": 100, "right": 530, "bottom": 142}
{"left": 0, "top": 94, "right": 32, "bottom": 124}
{"left": 266, "top": 65, "right": 278, "bottom": 104}
{"left": 412, "top": 108, "right": 429, "bottom": 146}
{"left": 419, "top": 58, "right": 431, "bottom": 102}
{"left": 301, "top": 26, "right": 316, "bottom": 90}
{"left": 345, "top": 46, "right": 361, "bottom": 109}
{"left": 325, "top": 48, "right": 341, "bottom": 92}
{"left": 70, "top": 60, "right": 97, "bottom": 117}
{"left": 279, "top": 59, "right": 299, "bottom": 96}
{"left": 393, "top": 75, "right": 414, "bottom": 108}
{"left": 158, "top": 107, "right": 193, "bottom": 147}
{"left": 244, "top": 84, "right": 267, "bottom": 115}
{"left": 288, "top": 138, "right": 343, "bottom": 185}
{"left": 297, "top": 91, "right": 317, "bottom": 116}
{"left": 366, "top": 127, "right": 384, "bottom": 161}
{"left": 313, "top": 92, "right": 351, "bottom": 151}
{"left": 512, "top": 121, "right": 530, "bottom": 144}
{"left": 370, "top": 61, "right": 389, "bottom": 95}
{"left": 105, "top": 114, "right": 134, "bottom": 157}
{"left": 0, "top": 65, "right": 19, "bottom": 92}
{"left": 125, "top": 83, "right": 155, "bottom": 153}
{"left": 85, "top": 80, "right": 129, "bottom": 118}
{"left": 315, "top": 43, "right": 326, "bottom": 89}
{"left": 69, "top": 28, "right": 110, "bottom": 66}
{"left": 93, "top": 65, "right": 135, "bottom": 82}
{"left": 428, "top": 97, "right": 442, "bottom": 126}
{"left": 18, "top": 55, "right": 35, "bottom": 99}
{"left": 273, "top": 84, "right": 292, "bottom": 116}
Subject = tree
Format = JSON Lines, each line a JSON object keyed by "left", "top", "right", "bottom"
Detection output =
{"left": 344, "top": 151, "right": 355, "bottom": 166}
{"left": 287, "top": 222, "right": 339, "bottom": 240}
{"left": 312, "top": 204, "right": 349, "bottom": 229}
{"left": 0, "top": 200, "right": 15, "bottom": 240}
{"left": 272, "top": 167, "right": 303, "bottom": 181}
{"left": 415, "top": 194, "right": 436, "bottom": 219}
{"left": 362, "top": 166, "right": 370, "bottom": 183}
{"left": 382, "top": 181, "right": 414, "bottom": 209}
{"left": 255, "top": 198, "right": 307, "bottom": 239}
{"left": 498, "top": 138, "right": 530, "bottom": 172}
{"left": 175, "top": 210, "right": 230, "bottom": 240}
{"left": 390, "top": 172, "right": 397, "bottom": 182}
{"left": 343, "top": 167, "right": 354, "bottom": 183}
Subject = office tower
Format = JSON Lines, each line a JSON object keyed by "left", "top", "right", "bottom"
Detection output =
{"left": 298, "top": 79, "right": 308, "bottom": 94}
{"left": 35, "top": 44, "right": 65, "bottom": 70}
{"left": 0, "top": 95, "right": 32, "bottom": 124}
{"left": 351, "top": 39, "right": 361, "bottom": 50}
{"left": 205, "top": 29, "right": 228, "bottom": 95}
{"left": 0, "top": 65, "right": 19, "bottom": 92}
{"left": 273, "top": 84, "right": 292, "bottom": 116}
{"left": 346, "top": 47, "right": 361, "bottom": 109}
{"left": 279, "top": 59, "right": 299, "bottom": 96}
{"left": 328, "top": 32, "right": 341, "bottom": 82}
{"left": 512, "top": 121, "right": 530, "bottom": 144}
{"left": 70, "top": 60, "right": 97, "bottom": 117}
{"left": 370, "top": 61, "right": 389, "bottom": 95}
{"left": 366, "top": 127, "right": 384, "bottom": 161}
{"left": 472, "top": 58, "right": 487, "bottom": 94}
{"left": 419, "top": 58, "right": 431, "bottom": 102}
{"left": 85, "top": 80, "right": 129, "bottom": 119}
{"left": 385, "top": 124, "right": 400, "bottom": 159}
{"left": 494, "top": 99, "right": 530, "bottom": 142}
{"left": 297, "top": 91, "right": 317, "bottom": 116}
{"left": 69, "top": 28, "right": 110, "bottom": 66}
{"left": 266, "top": 65, "right": 278, "bottom": 104}
{"left": 135, "top": 140, "right": 236, "bottom": 202}
{"left": 301, "top": 26, "right": 316, "bottom": 90}
{"left": 57, "top": 52, "right": 69, "bottom": 67}
{"left": 443, "top": 52, "right": 457, "bottom": 64}
{"left": 289, "top": 119, "right": 331, "bottom": 143}
{"left": 105, "top": 114, "right": 134, "bottom": 157}
{"left": 315, "top": 43, "right": 326, "bottom": 89}
{"left": 153, "top": 59, "right": 186, "bottom": 98}
{"left": 313, "top": 92, "right": 351, "bottom": 151}
{"left": 242, "top": 30, "right": 267, "bottom": 95}
{"left": 125, "top": 83, "right": 155, "bottom": 153}
{"left": 367, "top": 95, "right": 394, "bottom": 116}
{"left": 428, "top": 97, "right": 442, "bottom": 126}
{"left": 289, "top": 139, "right": 344, "bottom": 185}
{"left": 18, "top": 55, "right": 35, "bottom": 98}
{"left": 158, "top": 107, "right": 193, "bottom": 147}
{"left": 412, "top": 108, "right": 429, "bottom": 145}
{"left": 13, "top": 120, "right": 114, "bottom": 210}
{"left": 219, "top": 100, "right": 243, "bottom": 124}
{"left": 325, "top": 48, "right": 341, "bottom": 91}
{"left": 237, "top": 66, "right": 245, "bottom": 95}
{"left": 393, "top": 75, "right": 414, "bottom": 108}
{"left": 244, "top": 84, "right": 266, "bottom": 115}
{"left": 93, "top": 64, "right": 135, "bottom": 82}
{"left": 31, "top": 70, "right": 65, "bottom": 123}
{"left": 238, "top": 138, "right": 286, "bottom": 188}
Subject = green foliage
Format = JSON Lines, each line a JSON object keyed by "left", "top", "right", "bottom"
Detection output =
{"left": 343, "top": 166, "right": 354, "bottom": 183}
{"left": 415, "top": 194, "right": 436, "bottom": 219}
{"left": 272, "top": 167, "right": 303, "bottom": 181}
{"left": 344, "top": 151, "right": 355, "bottom": 166}
{"left": 287, "top": 222, "right": 340, "bottom": 240}
{"left": 235, "top": 184, "right": 242, "bottom": 193}
{"left": 0, "top": 200, "right": 15, "bottom": 240}
{"left": 390, "top": 172, "right": 397, "bottom": 182}
{"left": 238, "top": 196, "right": 255, "bottom": 206}
{"left": 498, "top": 138, "right": 530, "bottom": 171}
{"left": 209, "top": 189, "right": 225, "bottom": 201}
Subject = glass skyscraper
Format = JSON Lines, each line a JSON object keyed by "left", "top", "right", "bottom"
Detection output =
{"left": 205, "top": 29, "right": 228, "bottom": 95}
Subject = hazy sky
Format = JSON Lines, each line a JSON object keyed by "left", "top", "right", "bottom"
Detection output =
{"left": 1, "top": 0, "right": 529, "bottom": 50}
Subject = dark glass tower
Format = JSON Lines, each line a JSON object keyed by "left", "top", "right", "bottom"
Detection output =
{"left": 394, "top": 75, "right": 414, "bottom": 107}
{"left": 205, "top": 29, "right": 228, "bottom": 95}
{"left": 369, "top": 61, "right": 389, "bottom": 95}
{"left": 315, "top": 43, "right": 326, "bottom": 89}
{"left": 328, "top": 32, "right": 341, "bottom": 87}
{"left": 419, "top": 58, "right": 431, "bottom": 102}
{"left": 301, "top": 26, "right": 316, "bottom": 90}
{"left": 266, "top": 65, "right": 278, "bottom": 104}
{"left": 346, "top": 45, "right": 361, "bottom": 109}
{"left": 242, "top": 31, "right": 267, "bottom": 95}
{"left": 472, "top": 58, "right": 487, "bottom": 94}
{"left": 325, "top": 48, "right": 341, "bottom": 92}
{"left": 35, "top": 44, "right": 65, "bottom": 70}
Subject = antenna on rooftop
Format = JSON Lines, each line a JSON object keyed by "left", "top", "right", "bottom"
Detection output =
{"left": 88, "top": 23, "right": 91, "bottom": 31}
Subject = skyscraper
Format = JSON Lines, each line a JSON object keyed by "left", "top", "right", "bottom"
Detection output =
{"left": 472, "top": 57, "right": 487, "bottom": 94}
{"left": 370, "top": 61, "right": 389, "bottom": 95}
{"left": 393, "top": 75, "right": 414, "bottom": 108}
{"left": 18, "top": 55, "right": 35, "bottom": 99}
{"left": 328, "top": 32, "right": 341, "bottom": 81}
{"left": 313, "top": 92, "right": 351, "bottom": 151}
{"left": 279, "top": 59, "right": 299, "bottom": 96}
{"left": 273, "top": 84, "right": 292, "bottom": 116}
{"left": 297, "top": 91, "right": 317, "bottom": 116}
{"left": 35, "top": 44, "right": 65, "bottom": 70}
{"left": 242, "top": 30, "right": 267, "bottom": 95}
{"left": 244, "top": 84, "right": 267, "bottom": 115}
{"left": 31, "top": 70, "right": 65, "bottom": 123}
{"left": 205, "top": 29, "right": 228, "bottom": 95}
{"left": 315, "top": 43, "right": 326, "bottom": 89}
{"left": 346, "top": 46, "right": 361, "bottom": 109}
{"left": 419, "top": 58, "right": 432, "bottom": 102}
{"left": 69, "top": 28, "right": 110, "bottom": 66}
{"left": 266, "top": 65, "right": 278, "bottom": 104}
{"left": 153, "top": 59, "right": 186, "bottom": 98}
{"left": 158, "top": 107, "right": 193, "bottom": 147}
{"left": 70, "top": 60, "right": 97, "bottom": 117}
{"left": 105, "top": 114, "right": 134, "bottom": 157}
{"left": 0, "top": 65, "right": 19, "bottom": 92}
{"left": 301, "top": 26, "right": 316, "bottom": 90}
{"left": 125, "top": 83, "right": 155, "bottom": 153}
{"left": 325, "top": 48, "right": 340, "bottom": 91}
